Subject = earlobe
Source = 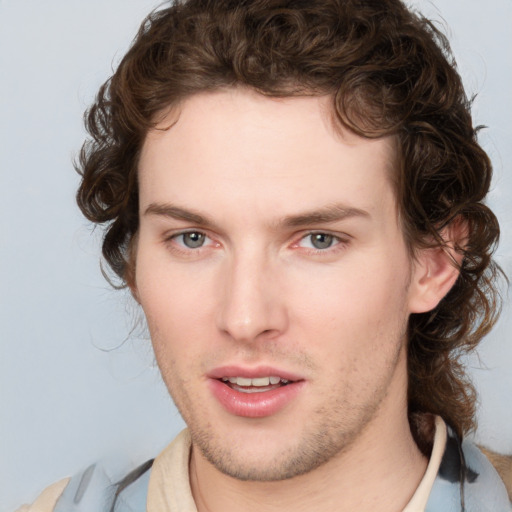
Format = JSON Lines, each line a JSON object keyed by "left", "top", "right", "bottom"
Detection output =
{"left": 408, "top": 220, "right": 466, "bottom": 314}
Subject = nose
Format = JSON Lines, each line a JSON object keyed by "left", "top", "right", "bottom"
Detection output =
{"left": 216, "top": 251, "right": 288, "bottom": 344}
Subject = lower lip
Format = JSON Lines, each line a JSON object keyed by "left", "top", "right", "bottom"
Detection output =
{"left": 209, "top": 379, "right": 304, "bottom": 418}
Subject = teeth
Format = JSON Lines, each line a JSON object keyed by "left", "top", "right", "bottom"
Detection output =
{"left": 252, "top": 377, "right": 270, "bottom": 386}
{"left": 221, "top": 376, "right": 286, "bottom": 387}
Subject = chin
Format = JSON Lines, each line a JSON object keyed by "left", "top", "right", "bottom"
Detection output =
{"left": 190, "top": 419, "right": 360, "bottom": 482}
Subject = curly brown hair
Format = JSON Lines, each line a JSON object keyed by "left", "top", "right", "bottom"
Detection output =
{"left": 76, "top": 0, "right": 502, "bottom": 441}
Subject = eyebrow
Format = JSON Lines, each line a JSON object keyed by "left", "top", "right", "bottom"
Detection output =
{"left": 144, "top": 203, "right": 216, "bottom": 228}
{"left": 143, "top": 202, "right": 370, "bottom": 229}
{"left": 280, "top": 204, "right": 371, "bottom": 227}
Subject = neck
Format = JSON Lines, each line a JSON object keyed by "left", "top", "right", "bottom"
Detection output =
{"left": 190, "top": 369, "right": 428, "bottom": 512}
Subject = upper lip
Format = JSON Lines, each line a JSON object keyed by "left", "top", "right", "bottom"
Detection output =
{"left": 208, "top": 365, "right": 303, "bottom": 382}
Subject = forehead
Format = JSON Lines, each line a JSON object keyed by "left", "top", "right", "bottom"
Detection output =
{"left": 138, "top": 89, "right": 398, "bottom": 224}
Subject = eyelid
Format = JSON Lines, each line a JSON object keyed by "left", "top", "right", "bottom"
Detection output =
{"left": 164, "top": 229, "right": 219, "bottom": 251}
{"left": 292, "top": 230, "right": 351, "bottom": 252}
{"left": 162, "top": 228, "right": 349, "bottom": 254}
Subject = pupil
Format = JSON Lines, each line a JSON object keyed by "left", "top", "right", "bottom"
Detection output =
{"left": 311, "top": 233, "right": 333, "bottom": 250}
{"left": 184, "top": 232, "right": 205, "bottom": 248}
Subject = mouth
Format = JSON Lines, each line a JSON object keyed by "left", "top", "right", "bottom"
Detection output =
{"left": 209, "top": 368, "right": 304, "bottom": 417}
{"left": 219, "top": 376, "right": 292, "bottom": 394}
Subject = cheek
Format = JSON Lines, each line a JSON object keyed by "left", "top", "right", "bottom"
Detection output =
{"left": 290, "top": 258, "right": 410, "bottom": 324}
{"left": 284, "top": 255, "right": 411, "bottom": 375}
{"left": 136, "top": 235, "right": 215, "bottom": 310}
{"left": 135, "top": 251, "right": 213, "bottom": 358}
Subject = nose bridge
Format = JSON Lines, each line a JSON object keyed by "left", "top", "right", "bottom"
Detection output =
{"left": 217, "top": 244, "right": 286, "bottom": 342}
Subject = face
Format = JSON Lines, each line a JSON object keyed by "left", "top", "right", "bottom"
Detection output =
{"left": 135, "top": 89, "right": 424, "bottom": 481}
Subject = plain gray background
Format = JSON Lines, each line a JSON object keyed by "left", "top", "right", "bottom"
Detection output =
{"left": 1, "top": 0, "right": 511, "bottom": 509}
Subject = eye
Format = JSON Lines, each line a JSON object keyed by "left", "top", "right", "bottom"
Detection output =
{"left": 299, "top": 233, "right": 339, "bottom": 250}
{"left": 173, "top": 231, "right": 208, "bottom": 249}
{"left": 163, "top": 229, "right": 220, "bottom": 257}
{"left": 293, "top": 232, "right": 349, "bottom": 256}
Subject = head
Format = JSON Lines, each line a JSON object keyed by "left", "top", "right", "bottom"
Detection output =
{"left": 77, "top": 0, "right": 501, "bottom": 456}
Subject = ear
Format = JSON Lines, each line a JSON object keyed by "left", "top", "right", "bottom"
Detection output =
{"left": 408, "top": 219, "right": 466, "bottom": 314}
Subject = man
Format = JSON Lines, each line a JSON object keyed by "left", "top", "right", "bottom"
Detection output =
{"left": 16, "top": 0, "right": 511, "bottom": 510}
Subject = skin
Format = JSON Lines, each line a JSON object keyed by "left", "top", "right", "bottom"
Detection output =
{"left": 134, "top": 88, "right": 458, "bottom": 512}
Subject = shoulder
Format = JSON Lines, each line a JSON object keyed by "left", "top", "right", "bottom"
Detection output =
{"left": 12, "top": 432, "right": 192, "bottom": 512}
{"left": 459, "top": 440, "right": 511, "bottom": 511}
{"left": 479, "top": 446, "right": 512, "bottom": 501}
{"left": 14, "top": 459, "right": 153, "bottom": 512}
{"left": 427, "top": 428, "right": 512, "bottom": 512}
{"left": 14, "top": 479, "right": 69, "bottom": 512}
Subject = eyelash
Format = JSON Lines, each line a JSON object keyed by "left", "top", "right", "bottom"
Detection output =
{"left": 164, "top": 230, "right": 217, "bottom": 255}
{"left": 293, "top": 231, "right": 349, "bottom": 255}
{"left": 164, "top": 230, "right": 349, "bottom": 256}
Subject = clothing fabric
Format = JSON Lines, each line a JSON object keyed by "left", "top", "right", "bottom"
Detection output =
{"left": 16, "top": 417, "right": 511, "bottom": 512}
